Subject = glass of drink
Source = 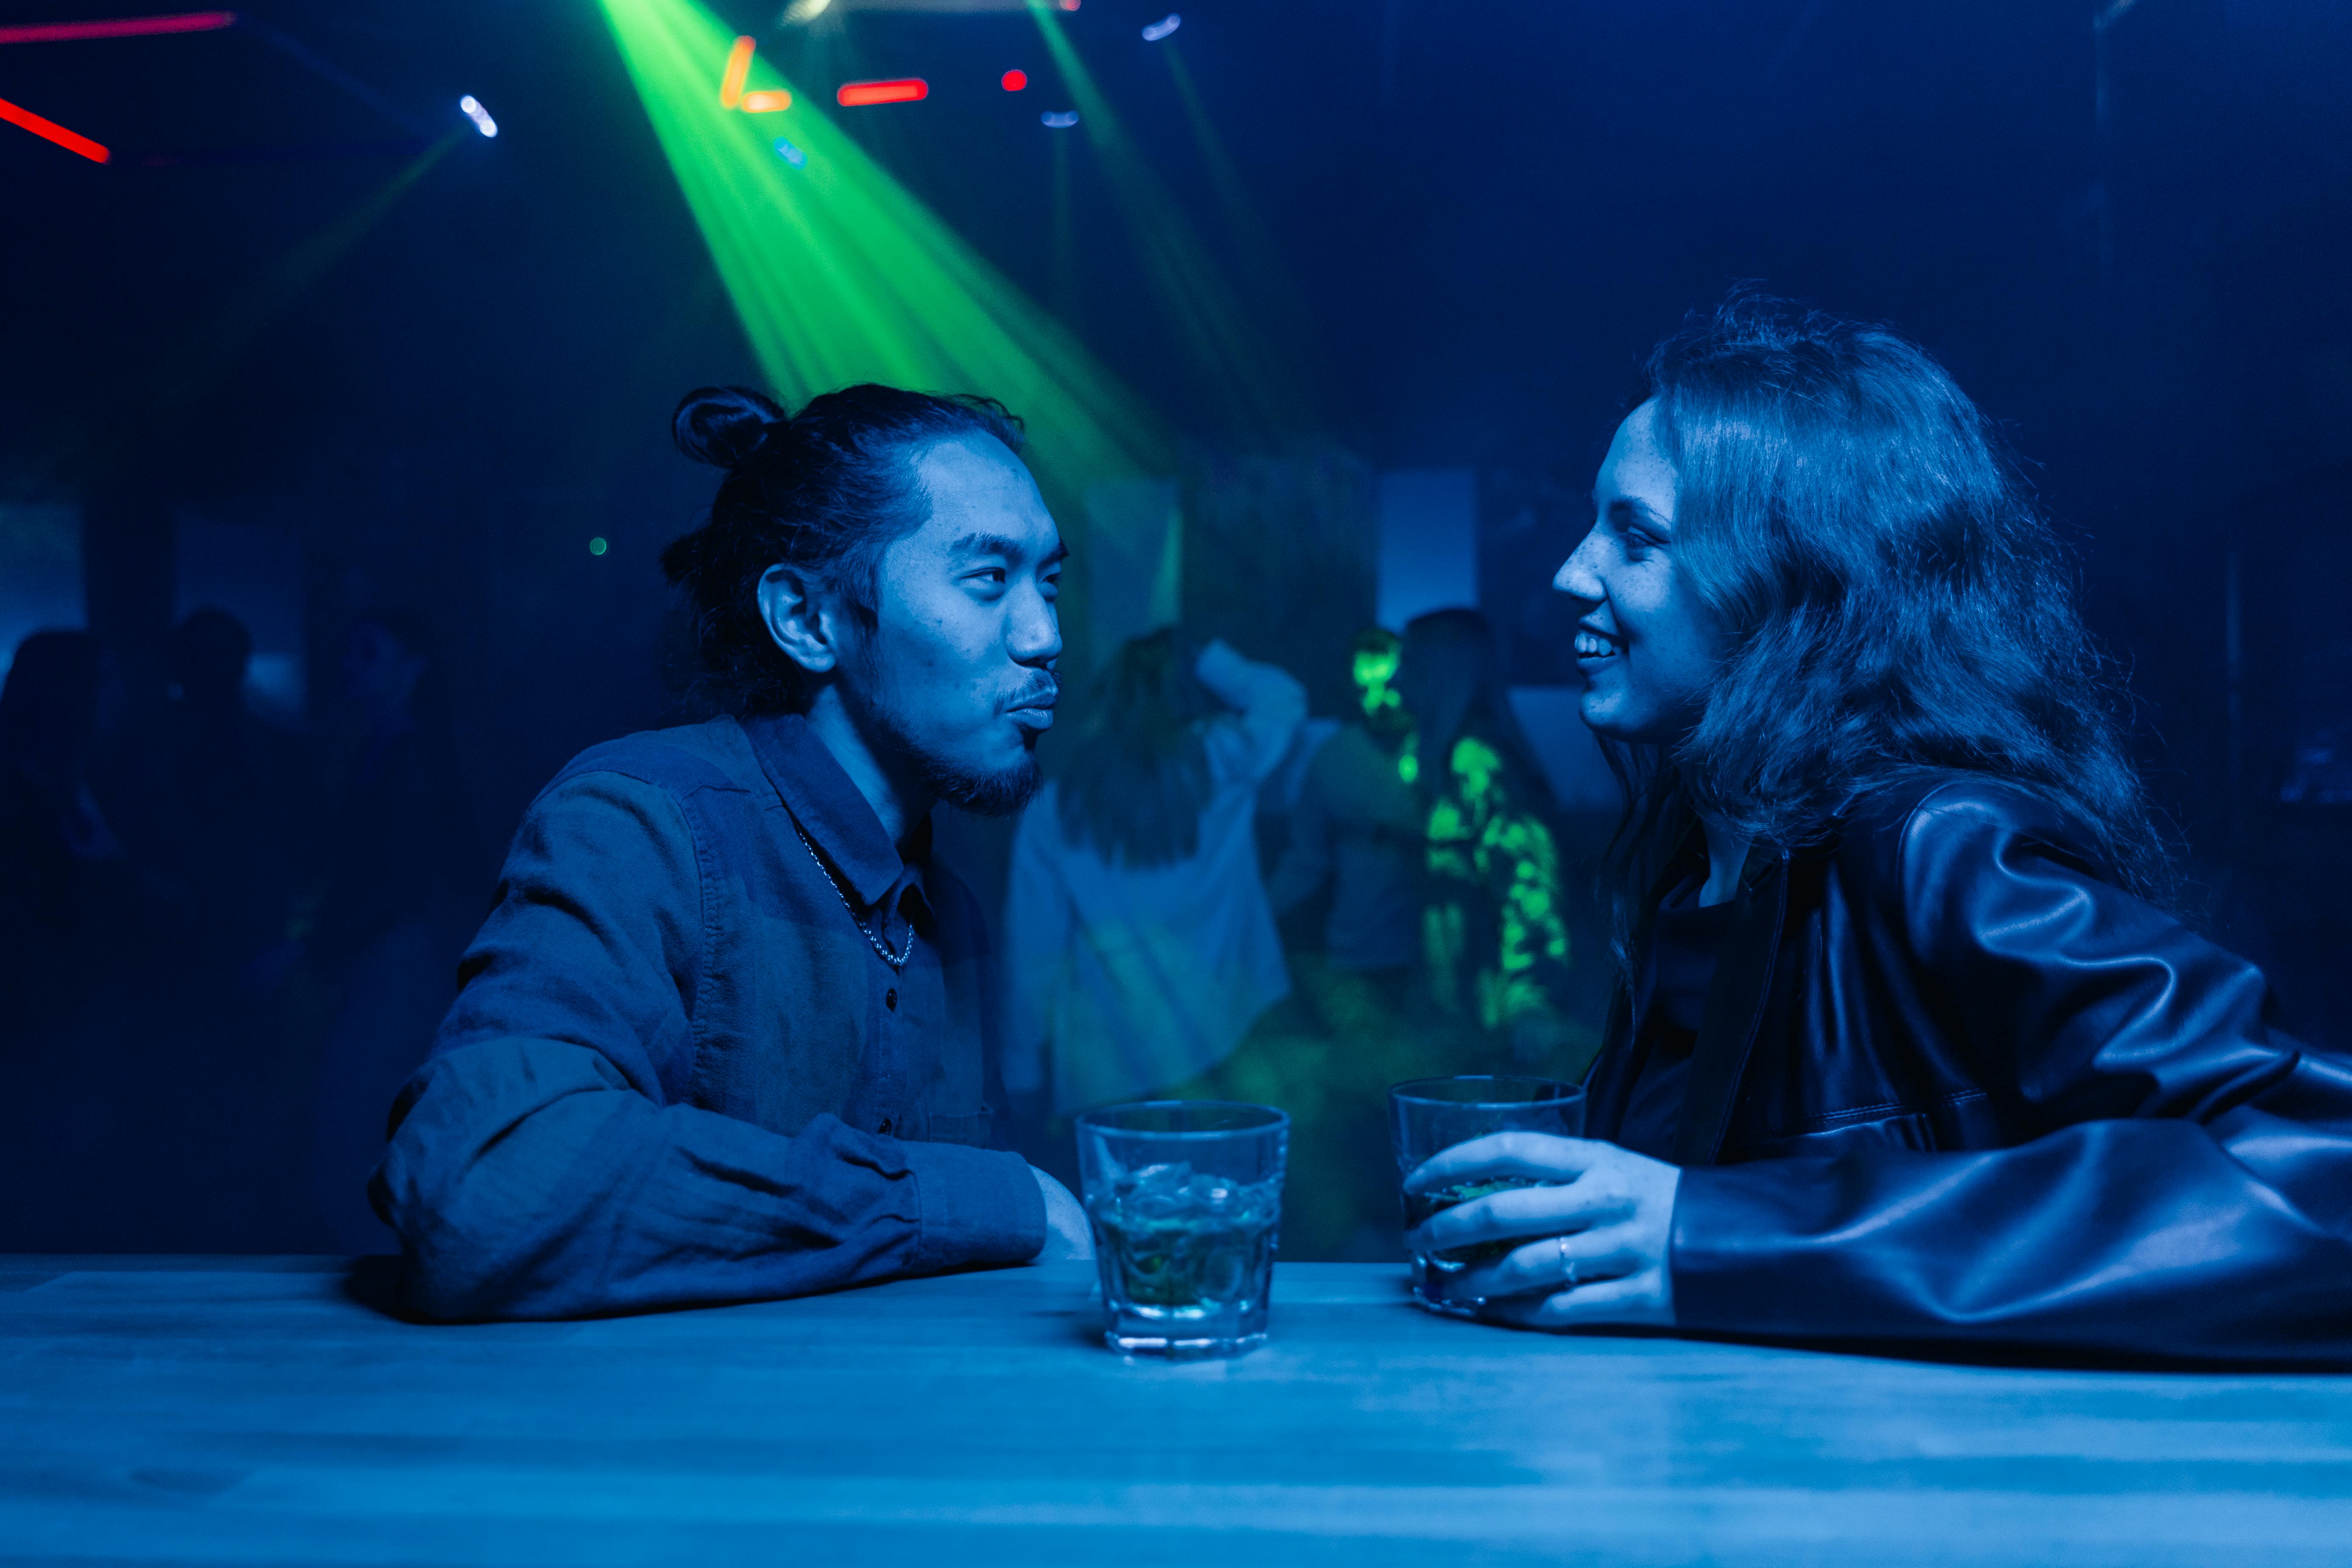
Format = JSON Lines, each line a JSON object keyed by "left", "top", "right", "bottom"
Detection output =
{"left": 1389, "top": 1076, "right": 1586, "bottom": 1316}
{"left": 1075, "top": 1100, "right": 1289, "bottom": 1358}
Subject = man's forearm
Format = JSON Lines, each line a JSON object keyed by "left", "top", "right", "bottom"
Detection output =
{"left": 375, "top": 1038, "right": 1047, "bottom": 1320}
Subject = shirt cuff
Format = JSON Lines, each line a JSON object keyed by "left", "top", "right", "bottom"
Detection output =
{"left": 901, "top": 1140, "right": 1049, "bottom": 1269}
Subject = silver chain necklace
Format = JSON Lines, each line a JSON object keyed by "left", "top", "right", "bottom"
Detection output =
{"left": 790, "top": 817, "right": 914, "bottom": 971}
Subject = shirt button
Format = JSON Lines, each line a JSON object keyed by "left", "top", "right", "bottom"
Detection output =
{"left": 885, "top": 988, "right": 898, "bottom": 1011}
{"left": 877, "top": 1119, "right": 893, "bottom": 1136}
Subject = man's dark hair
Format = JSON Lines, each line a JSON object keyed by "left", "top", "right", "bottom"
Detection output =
{"left": 661, "top": 382, "right": 1026, "bottom": 714}
{"left": 1599, "top": 291, "right": 2169, "bottom": 969}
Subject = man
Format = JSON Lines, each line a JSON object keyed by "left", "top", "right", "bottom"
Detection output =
{"left": 373, "top": 383, "right": 1092, "bottom": 1319}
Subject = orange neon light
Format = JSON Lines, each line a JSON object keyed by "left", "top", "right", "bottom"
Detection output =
{"left": 718, "top": 35, "right": 753, "bottom": 108}
{"left": 0, "top": 11, "right": 234, "bottom": 45}
{"left": 740, "top": 89, "right": 791, "bottom": 113}
{"left": 836, "top": 78, "right": 927, "bottom": 107}
{"left": 0, "top": 93, "right": 109, "bottom": 162}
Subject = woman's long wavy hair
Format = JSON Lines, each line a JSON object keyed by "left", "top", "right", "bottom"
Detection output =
{"left": 1055, "top": 629, "right": 1224, "bottom": 868}
{"left": 1599, "top": 294, "right": 2169, "bottom": 967}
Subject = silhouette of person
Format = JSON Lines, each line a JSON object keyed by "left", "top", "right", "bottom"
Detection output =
{"left": 0, "top": 630, "right": 158, "bottom": 1247}
{"left": 152, "top": 609, "right": 314, "bottom": 982}
{"left": 300, "top": 611, "right": 483, "bottom": 1253}
{"left": 1004, "top": 631, "right": 1307, "bottom": 1116}
{"left": 1394, "top": 608, "right": 1582, "bottom": 1074}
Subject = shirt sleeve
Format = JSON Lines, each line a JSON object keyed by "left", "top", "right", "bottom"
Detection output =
{"left": 370, "top": 769, "right": 1046, "bottom": 1321}
{"left": 1667, "top": 793, "right": 2352, "bottom": 1363}
{"left": 1193, "top": 640, "right": 1309, "bottom": 785}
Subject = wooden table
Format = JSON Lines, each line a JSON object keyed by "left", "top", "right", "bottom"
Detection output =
{"left": 4, "top": 1256, "right": 2350, "bottom": 1565}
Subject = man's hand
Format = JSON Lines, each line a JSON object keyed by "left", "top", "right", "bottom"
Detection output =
{"left": 1403, "top": 1134, "right": 1680, "bottom": 1329}
{"left": 1031, "top": 1166, "right": 1094, "bottom": 1261}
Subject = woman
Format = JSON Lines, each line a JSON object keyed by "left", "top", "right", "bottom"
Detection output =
{"left": 1004, "top": 629, "right": 1305, "bottom": 1116}
{"left": 1392, "top": 608, "right": 1582, "bottom": 1073}
{"left": 1407, "top": 295, "right": 2352, "bottom": 1362}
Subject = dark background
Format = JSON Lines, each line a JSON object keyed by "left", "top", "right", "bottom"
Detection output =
{"left": 4, "top": 0, "right": 2349, "bottom": 1246}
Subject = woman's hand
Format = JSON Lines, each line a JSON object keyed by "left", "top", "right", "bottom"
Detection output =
{"left": 1403, "top": 1134, "right": 1681, "bottom": 1329}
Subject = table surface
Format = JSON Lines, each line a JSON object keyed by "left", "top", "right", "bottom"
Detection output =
{"left": 4, "top": 1257, "right": 2350, "bottom": 1567}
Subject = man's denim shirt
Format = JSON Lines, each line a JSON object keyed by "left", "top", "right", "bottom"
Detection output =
{"left": 372, "top": 712, "right": 1046, "bottom": 1320}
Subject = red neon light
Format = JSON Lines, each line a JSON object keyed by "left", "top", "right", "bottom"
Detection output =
{"left": 719, "top": 35, "right": 753, "bottom": 109}
{"left": 0, "top": 93, "right": 109, "bottom": 162}
{"left": 1001, "top": 69, "right": 1027, "bottom": 92}
{"left": 740, "top": 89, "right": 791, "bottom": 113}
{"left": 837, "top": 78, "right": 927, "bottom": 108}
{"left": 0, "top": 11, "right": 235, "bottom": 45}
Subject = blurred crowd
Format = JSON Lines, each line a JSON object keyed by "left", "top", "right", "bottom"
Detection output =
{"left": 0, "top": 604, "right": 1607, "bottom": 1260}
{"left": 0, "top": 610, "right": 484, "bottom": 1253}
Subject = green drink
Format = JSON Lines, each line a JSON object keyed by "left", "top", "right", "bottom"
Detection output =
{"left": 1401, "top": 1175, "right": 1542, "bottom": 1272}
{"left": 1389, "top": 1076, "right": 1585, "bottom": 1316}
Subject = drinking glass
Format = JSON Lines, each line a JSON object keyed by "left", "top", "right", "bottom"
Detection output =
{"left": 1075, "top": 1101, "right": 1289, "bottom": 1357}
{"left": 1389, "top": 1076, "right": 1586, "bottom": 1316}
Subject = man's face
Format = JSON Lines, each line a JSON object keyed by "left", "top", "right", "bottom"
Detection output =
{"left": 839, "top": 435, "right": 1064, "bottom": 814}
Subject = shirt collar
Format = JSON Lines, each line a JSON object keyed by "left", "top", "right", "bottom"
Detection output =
{"left": 740, "top": 711, "right": 931, "bottom": 910}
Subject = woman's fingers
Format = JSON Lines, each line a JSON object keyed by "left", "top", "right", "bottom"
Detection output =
{"left": 1441, "top": 1223, "right": 1638, "bottom": 1304}
{"left": 1403, "top": 1132, "right": 1602, "bottom": 1194}
{"left": 1478, "top": 1272, "right": 1668, "bottom": 1329}
{"left": 1406, "top": 1163, "right": 1631, "bottom": 1255}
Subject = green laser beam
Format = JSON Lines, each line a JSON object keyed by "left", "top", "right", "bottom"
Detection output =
{"left": 1029, "top": 0, "right": 1308, "bottom": 440}
{"left": 600, "top": 0, "right": 1172, "bottom": 508}
{"left": 1160, "top": 43, "right": 1325, "bottom": 392}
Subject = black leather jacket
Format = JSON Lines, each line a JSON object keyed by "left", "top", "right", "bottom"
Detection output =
{"left": 1585, "top": 774, "right": 2352, "bottom": 1364}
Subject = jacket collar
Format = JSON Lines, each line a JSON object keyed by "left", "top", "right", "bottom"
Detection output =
{"left": 740, "top": 711, "right": 930, "bottom": 910}
{"left": 1670, "top": 844, "right": 1792, "bottom": 1167}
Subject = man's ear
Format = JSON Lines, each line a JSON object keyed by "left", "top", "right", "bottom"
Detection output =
{"left": 756, "top": 564, "right": 842, "bottom": 676}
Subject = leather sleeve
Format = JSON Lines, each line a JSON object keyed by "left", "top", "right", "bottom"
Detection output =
{"left": 1670, "top": 785, "right": 2352, "bottom": 1363}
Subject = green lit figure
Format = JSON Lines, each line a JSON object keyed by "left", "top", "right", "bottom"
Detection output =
{"left": 1395, "top": 610, "right": 1585, "bottom": 1074}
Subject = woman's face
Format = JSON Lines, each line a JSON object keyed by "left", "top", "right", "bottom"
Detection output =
{"left": 1553, "top": 399, "right": 1727, "bottom": 745}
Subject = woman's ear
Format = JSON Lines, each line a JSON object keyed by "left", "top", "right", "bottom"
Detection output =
{"left": 756, "top": 564, "right": 840, "bottom": 676}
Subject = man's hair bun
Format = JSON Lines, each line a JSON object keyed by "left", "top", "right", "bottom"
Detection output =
{"left": 672, "top": 385, "right": 787, "bottom": 469}
{"left": 661, "top": 380, "right": 1027, "bottom": 717}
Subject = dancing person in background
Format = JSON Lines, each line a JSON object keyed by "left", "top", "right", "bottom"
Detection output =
{"left": 1253, "top": 626, "right": 1462, "bottom": 1257}
{"left": 151, "top": 610, "right": 313, "bottom": 986}
{"left": 1002, "top": 629, "right": 1306, "bottom": 1117}
{"left": 374, "top": 384, "right": 1091, "bottom": 1319}
{"left": 1408, "top": 293, "right": 2352, "bottom": 1363}
{"left": 0, "top": 632, "right": 137, "bottom": 1033}
{"left": 145, "top": 609, "right": 318, "bottom": 1247}
{"left": 1393, "top": 608, "right": 1582, "bottom": 1074}
{"left": 1265, "top": 627, "right": 1424, "bottom": 979}
{"left": 300, "top": 610, "right": 484, "bottom": 1252}
{"left": 0, "top": 631, "right": 159, "bottom": 1247}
